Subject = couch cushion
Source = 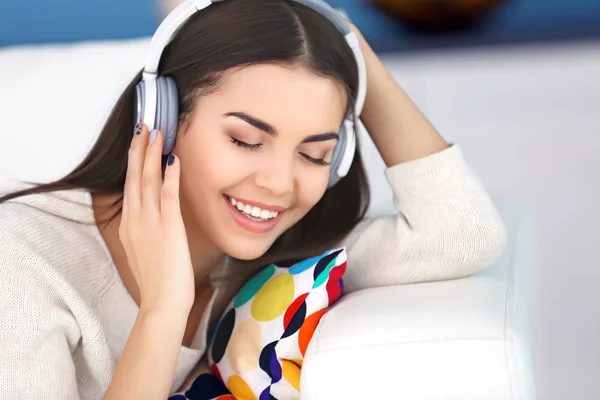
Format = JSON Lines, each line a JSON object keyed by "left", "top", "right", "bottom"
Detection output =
{"left": 0, "top": 38, "right": 149, "bottom": 191}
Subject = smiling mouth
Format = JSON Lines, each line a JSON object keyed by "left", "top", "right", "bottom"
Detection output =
{"left": 224, "top": 195, "right": 281, "bottom": 222}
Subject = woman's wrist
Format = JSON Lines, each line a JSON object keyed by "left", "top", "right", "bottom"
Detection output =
{"left": 104, "top": 297, "right": 191, "bottom": 399}
{"left": 139, "top": 300, "right": 193, "bottom": 323}
{"left": 136, "top": 306, "right": 190, "bottom": 344}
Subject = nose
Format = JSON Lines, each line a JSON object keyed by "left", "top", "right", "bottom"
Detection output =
{"left": 254, "top": 153, "right": 295, "bottom": 196}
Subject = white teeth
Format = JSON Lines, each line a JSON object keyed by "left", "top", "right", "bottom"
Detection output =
{"left": 227, "top": 196, "right": 281, "bottom": 221}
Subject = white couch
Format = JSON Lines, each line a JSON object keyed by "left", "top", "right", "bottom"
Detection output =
{"left": 0, "top": 38, "right": 536, "bottom": 399}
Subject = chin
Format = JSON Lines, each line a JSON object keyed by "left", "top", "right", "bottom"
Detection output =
{"left": 219, "top": 238, "right": 275, "bottom": 261}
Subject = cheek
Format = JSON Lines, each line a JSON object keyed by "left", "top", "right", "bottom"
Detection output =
{"left": 179, "top": 132, "right": 249, "bottom": 192}
{"left": 293, "top": 167, "right": 329, "bottom": 213}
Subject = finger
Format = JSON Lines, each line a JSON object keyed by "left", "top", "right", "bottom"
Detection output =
{"left": 161, "top": 154, "right": 181, "bottom": 217}
{"left": 141, "top": 128, "right": 164, "bottom": 212}
{"left": 123, "top": 122, "right": 148, "bottom": 215}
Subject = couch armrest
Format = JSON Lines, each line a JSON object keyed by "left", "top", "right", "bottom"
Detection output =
{"left": 301, "top": 198, "right": 536, "bottom": 400}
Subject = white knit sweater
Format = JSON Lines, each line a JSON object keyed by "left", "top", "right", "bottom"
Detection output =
{"left": 0, "top": 145, "right": 506, "bottom": 399}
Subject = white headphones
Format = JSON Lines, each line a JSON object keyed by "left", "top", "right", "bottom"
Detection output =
{"left": 134, "top": 0, "right": 367, "bottom": 188}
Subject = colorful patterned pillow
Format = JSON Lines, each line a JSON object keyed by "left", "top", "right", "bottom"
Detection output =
{"left": 171, "top": 247, "right": 347, "bottom": 400}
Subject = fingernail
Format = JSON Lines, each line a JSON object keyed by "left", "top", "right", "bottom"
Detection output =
{"left": 149, "top": 129, "right": 158, "bottom": 144}
{"left": 134, "top": 122, "right": 142, "bottom": 135}
{"left": 167, "top": 154, "right": 175, "bottom": 166}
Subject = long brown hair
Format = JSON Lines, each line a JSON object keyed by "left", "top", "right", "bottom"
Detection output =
{"left": 0, "top": 0, "right": 370, "bottom": 277}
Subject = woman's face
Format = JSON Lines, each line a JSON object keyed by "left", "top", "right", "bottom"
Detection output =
{"left": 174, "top": 64, "right": 347, "bottom": 260}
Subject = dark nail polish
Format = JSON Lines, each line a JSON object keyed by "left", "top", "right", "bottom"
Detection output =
{"left": 167, "top": 154, "right": 175, "bottom": 166}
{"left": 134, "top": 123, "right": 142, "bottom": 135}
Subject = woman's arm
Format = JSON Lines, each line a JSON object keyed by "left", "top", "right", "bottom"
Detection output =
{"left": 0, "top": 240, "right": 189, "bottom": 400}
{"left": 0, "top": 259, "right": 82, "bottom": 398}
{"left": 341, "top": 145, "right": 506, "bottom": 293}
{"left": 351, "top": 24, "right": 450, "bottom": 166}
{"left": 104, "top": 306, "right": 189, "bottom": 399}
{"left": 337, "top": 26, "right": 506, "bottom": 293}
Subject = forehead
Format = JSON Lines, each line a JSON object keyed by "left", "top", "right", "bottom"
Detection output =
{"left": 204, "top": 64, "right": 348, "bottom": 131}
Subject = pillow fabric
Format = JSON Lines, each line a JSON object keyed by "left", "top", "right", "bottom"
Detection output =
{"left": 170, "top": 247, "right": 347, "bottom": 400}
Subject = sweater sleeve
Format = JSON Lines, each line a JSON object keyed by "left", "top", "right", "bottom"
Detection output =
{"left": 0, "top": 253, "right": 81, "bottom": 398}
{"left": 340, "top": 144, "right": 507, "bottom": 293}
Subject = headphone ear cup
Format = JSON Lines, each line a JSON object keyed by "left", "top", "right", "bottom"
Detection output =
{"left": 156, "top": 76, "right": 179, "bottom": 155}
{"left": 327, "top": 122, "right": 348, "bottom": 188}
{"left": 327, "top": 169, "right": 342, "bottom": 189}
{"left": 134, "top": 81, "right": 146, "bottom": 127}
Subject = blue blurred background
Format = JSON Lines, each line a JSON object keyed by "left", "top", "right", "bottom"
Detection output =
{"left": 0, "top": 0, "right": 158, "bottom": 47}
{"left": 1, "top": 0, "right": 600, "bottom": 51}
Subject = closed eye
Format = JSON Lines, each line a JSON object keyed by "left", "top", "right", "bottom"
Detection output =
{"left": 231, "top": 137, "right": 330, "bottom": 166}
{"left": 301, "top": 154, "right": 330, "bottom": 166}
{"left": 230, "top": 138, "right": 261, "bottom": 151}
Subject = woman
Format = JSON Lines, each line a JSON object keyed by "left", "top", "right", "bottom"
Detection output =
{"left": 0, "top": 0, "right": 505, "bottom": 398}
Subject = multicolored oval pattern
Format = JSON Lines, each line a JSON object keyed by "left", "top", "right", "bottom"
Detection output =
{"left": 169, "top": 248, "right": 346, "bottom": 400}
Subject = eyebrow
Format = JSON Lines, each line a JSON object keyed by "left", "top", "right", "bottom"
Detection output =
{"left": 224, "top": 111, "right": 339, "bottom": 143}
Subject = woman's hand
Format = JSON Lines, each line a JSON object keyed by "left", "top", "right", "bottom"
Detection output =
{"left": 119, "top": 123, "right": 195, "bottom": 315}
{"left": 348, "top": 21, "right": 369, "bottom": 53}
{"left": 104, "top": 123, "right": 195, "bottom": 399}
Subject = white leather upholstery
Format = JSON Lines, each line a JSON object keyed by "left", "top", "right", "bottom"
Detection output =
{"left": 0, "top": 39, "right": 151, "bottom": 192}
{"left": 0, "top": 38, "right": 536, "bottom": 399}
{"left": 302, "top": 198, "right": 536, "bottom": 400}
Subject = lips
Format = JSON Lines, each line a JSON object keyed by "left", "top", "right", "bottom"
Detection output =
{"left": 223, "top": 195, "right": 285, "bottom": 234}
{"left": 225, "top": 195, "right": 279, "bottom": 221}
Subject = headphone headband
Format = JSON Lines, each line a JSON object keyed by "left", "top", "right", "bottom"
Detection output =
{"left": 144, "top": 0, "right": 213, "bottom": 76}
{"left": 137, "top": 0, "right": 366, "bottom": 187}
